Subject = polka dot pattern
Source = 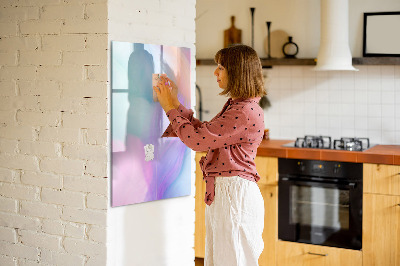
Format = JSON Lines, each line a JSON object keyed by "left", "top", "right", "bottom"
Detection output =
{"left": 161, "top": 98, "right": 265, "bottom": 205}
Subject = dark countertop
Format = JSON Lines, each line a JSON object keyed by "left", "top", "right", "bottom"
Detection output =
{"left": 256, "top": 139, "right": 400, "bottom": 165}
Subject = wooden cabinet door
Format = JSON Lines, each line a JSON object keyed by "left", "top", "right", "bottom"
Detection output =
{"left": 259, "top": 185, "right": 278, "bottom": 266}
{"left": 364, "top": 164, "right": 400, "bottom": 196}
{"left": 195, "top": 152, "right": 207, "bottom": 258}
{"left": 276, "top": 241, "right": 362, "bottom": 266}
{"left": 363, "top": 193, "right": 400, "bottom": 266}
{"left": 255, "top": 156, "right": 278, "bottom": 186}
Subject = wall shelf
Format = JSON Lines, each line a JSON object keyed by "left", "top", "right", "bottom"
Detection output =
{"left": 196, "top": 57, "right": 400, "bottom": 67}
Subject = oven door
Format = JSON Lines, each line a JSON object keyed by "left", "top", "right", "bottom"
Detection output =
{"left": 278, "top": 176, "right": 362, "bottom": 250}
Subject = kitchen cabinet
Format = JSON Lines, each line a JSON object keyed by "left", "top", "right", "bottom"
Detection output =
{"left": 194, "top": 154, "right": 279, "bottom": 265}
{"left": 195, "top": 152, "right": 207, "bottom": 258}
{"left": 363, "top": 163, "right": 400, "bottom": 266}
{"left": 363, "top": 163, "right": 400, "bottom": 196}
{"left": 276, "top": 241, "right": 362, "bottom": 266}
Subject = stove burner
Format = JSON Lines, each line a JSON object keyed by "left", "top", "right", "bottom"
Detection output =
{"left": 295, "top": 135, "right": 332, "bottom": 149}
{"left": 333, "top": 137, "right": 370, "bottom": 151}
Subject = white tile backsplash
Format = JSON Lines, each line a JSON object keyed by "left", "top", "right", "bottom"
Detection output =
{"left": 196, "top": 65, "right": 400, "bottom": 144}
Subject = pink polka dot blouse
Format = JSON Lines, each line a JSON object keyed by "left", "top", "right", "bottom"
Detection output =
{"left": 161, "top": 97, "right": 265, "bottom": 205}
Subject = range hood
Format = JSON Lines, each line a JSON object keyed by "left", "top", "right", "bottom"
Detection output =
{"left": 314, "top": 0, "right": 358, "bottom": 71}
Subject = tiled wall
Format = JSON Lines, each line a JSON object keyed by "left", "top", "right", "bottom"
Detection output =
{"left": 196, "top": 65, "right": 400, "bottom": 145}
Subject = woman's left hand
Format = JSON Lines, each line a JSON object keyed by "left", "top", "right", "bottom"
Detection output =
{"left": 153, "top": 77, "right": 175, "bottom": 113}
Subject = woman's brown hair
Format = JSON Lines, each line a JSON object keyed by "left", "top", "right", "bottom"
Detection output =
{"left": 214, "top": 44, "right": 266, "bottom": 99}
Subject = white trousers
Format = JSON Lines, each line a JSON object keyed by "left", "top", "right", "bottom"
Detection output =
{"left": 205, "top": 176, "right": 264, "bottom": 266}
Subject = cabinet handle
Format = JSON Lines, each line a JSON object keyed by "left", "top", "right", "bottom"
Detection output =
{"left": 307, "top": 252, "right": 328, "bottom": 256}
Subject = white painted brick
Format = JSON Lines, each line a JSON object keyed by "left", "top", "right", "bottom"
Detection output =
{"left": 86, "top": 193, "right": 107, "bottom": 210}
{"left": 84, "top": 160, "right": 107, "bottom": 177}
{"left": 41, "top": 219, "right": 64, "bottom": 236}
{"left": 0, "top": 168, "right": 15, "bottom": 183}
{"left": 85, "top": 65, "right": 107, "bottom": 81}
{"left": 0, "top": 138, "right": 18, "bottom": 154}
{"left": 62, "top": 19, "right": 107, "bottom": 34}
{"left": 0, "top": 81, "right": 16, "bottom": 96}
{"left": 85, "top": 129, "right": 107, "bottom": 145}
{"left": 19, "top": 51, "right": 61, "bottom": 66}
{"left": 62, "top": 113, "right": 107, "bottom": 129}
{"left": 61, "top": 207, "right": 106, "bottom": 226}
{"left": 0, "top": 126, "right": 34, "bottom": 141}
{"left": 21, "top": 171, "right": 62, "bottom": 189}
{"left": 16, "top": 111, "right": 61, "bottom": 127}
{"left": 64, "top": 175, "right": 107, "bottom": 195}
{"left": 42, "top": 34, "right": 85, "bottom": 51}
{"left": 2, "top": 0, "right": 62, "bottom": 6}
{"left": 0, "top": 241, "right": 39, "bottom": 260}
{"left": 0, "top": 66, "right": 36, "bottom": 81}
{"left": 160, "top": 0, "right": 186, "bottom": 16}
{"left": 0, "top": 154, "right": 38, "bottom": 171}
{"left": 83, "top": 98, "right": 108, "bottom": 114}
{"left": 38, "top": 127, "right": 80, "bottom": 143}
{"left": 0, "top": 255, "right": 16, "bottom": 266}
{"left": 20, "top": 21, "right": 61, "bottom": 35}
{"left": 8, "top": 96, "right": 40, "bottom": 112}
{"left": 64, "top": 222, "right": 85, "bottom": 239}
{"left": 20, "top": 200, "right": 61, "bottom": 219}
{"left": 63, "top": 50, "right": 107, "bottom": 65}
{"left": 0, "top": 52, "right": 17, "bottom": 65}
{"left": 63, "top": 237, "right": 106, "bottom": 256}
{"left": 41, "top": 188, "right": 85, "bottom": 208}
{"left": 40, "top": 249, "right": 85, "bottom": 266}
{"left": 85, "top": 3, "right": 108, "bottom": 20}
{"left": 0, "top": 226, "right": 17, "bottom": 243}
{"left": 63, "top": 144, "right": 107, "bottom": 161}
{"left": 41, "top": 4, "right": 84, "bottom": 20}
{"left": 18, "top": 140, "right": 58, "bottom": 157}
{"left": 18, "top": 80, "right": 60, "bottom": 97}
{"left": 0, "top": 110, "right": 16, "bottom": 125}
{"left": 0, "top": 36, "right": 40, "bottom": 52}
{"left": 87, "top": 225, "right": 105, "bottom": 243}
{"left": 85, "top": 34, "right": 108, "bottom": 52}
{"left": 0, "top": 196, "right": 17, "bottom": 213}
{"left": 40, "top": 158, "right": 84, "bottom": 175}
{"left": 0, "top": 7, "right": 39, "bottom": 22}
{"left": 1, "top": 98, "right": 15, "bottom": 114}
{"left": 19, "top": 230, "right": 61, "bottom": 251}
{"left": 38, "top": 96, "right": 84, "bottom": 113}
{"left": 76, "top": 0, "right": 107, "bottom": 3}
{"left": 0, "top": 212, "right": 41, "bottom": 231}
{"left": 18, "top": 259, "right": 41, "bottom": 266}
{"left": 86, "top": 255, "right": 106, "bottom": 266}
{"left": 0, "top": 183, "right": 38, "bottom": 201}
{"left": 37, "top": 66, "right": 84, "bottom": 81}
{"left": 37, "top": 66, "right": 83, "bottom": 82}
{"left": 61, "top": 81, "right": 107, "bottom": 98}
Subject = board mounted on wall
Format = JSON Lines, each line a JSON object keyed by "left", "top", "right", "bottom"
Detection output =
{"left": 111, "top": 41, "right": 192, "bottom": 207}
{"left": 363, "top": 11, "right": 400, "bottom": 57}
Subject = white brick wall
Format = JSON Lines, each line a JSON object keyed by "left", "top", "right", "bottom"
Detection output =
{"left": 0, "top": 0, "right": 108, "bottom": 265}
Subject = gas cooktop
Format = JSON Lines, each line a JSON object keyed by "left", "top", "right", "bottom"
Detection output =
{"left": 282, "top": 135, "right": 375, "bottom": 151}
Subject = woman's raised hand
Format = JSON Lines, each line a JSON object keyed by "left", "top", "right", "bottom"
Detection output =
{"left": 153, "top": 76, "right": 175, "bottom": 113}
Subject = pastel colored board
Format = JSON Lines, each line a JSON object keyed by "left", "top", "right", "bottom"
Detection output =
{"left": 111, "top": 41, "right": 191, "bottom": 207}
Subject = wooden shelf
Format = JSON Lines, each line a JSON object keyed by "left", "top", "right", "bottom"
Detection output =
{"left": 196, "top": 57, "right": 400, "bottom": 67}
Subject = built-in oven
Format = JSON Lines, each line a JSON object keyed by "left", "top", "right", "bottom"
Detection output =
{"left": 278, "top": 158, "right": 363, "bottom": 250}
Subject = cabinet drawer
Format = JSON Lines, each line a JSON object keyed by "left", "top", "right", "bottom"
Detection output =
{"left": 277, "top": 241, "right": 362, "bottom": 266}
{"left": 364, "top": 164, "right": 400, "bottom": 196}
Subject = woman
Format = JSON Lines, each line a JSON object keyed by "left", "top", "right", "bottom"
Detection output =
{"left": 154, "top": 44, "right": 266, "bottom": 266}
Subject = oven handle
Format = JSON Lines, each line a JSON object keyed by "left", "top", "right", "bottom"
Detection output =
{"left": 280, "top": 177, "right": 357, "bottom": 189}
